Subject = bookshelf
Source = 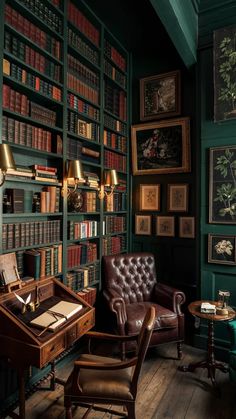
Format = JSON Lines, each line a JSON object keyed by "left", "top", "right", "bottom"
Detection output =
{"left": 0, "top": 0, "right": 130, "bottom": 410}
{"left": 0, "top": 0, "right": 130, "bottom": 304}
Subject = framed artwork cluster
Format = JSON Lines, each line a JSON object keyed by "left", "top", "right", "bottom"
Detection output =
{"left": 135, "top": 183, "right": 195, "bottom": 238}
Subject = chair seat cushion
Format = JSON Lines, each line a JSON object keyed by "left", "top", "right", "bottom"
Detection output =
{"left": 68, "top": 353, "right": 134, "bottom": 400}
{"left": 125, "top": 302, "right": 178, "bottom": 335}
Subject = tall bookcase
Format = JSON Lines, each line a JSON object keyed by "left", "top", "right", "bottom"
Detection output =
{"left": 0, "top": 0, "right": 130, "bottom": 302}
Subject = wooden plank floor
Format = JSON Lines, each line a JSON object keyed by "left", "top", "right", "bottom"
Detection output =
{"left": 6, "top": 343, "right": 236, "bottom": 419}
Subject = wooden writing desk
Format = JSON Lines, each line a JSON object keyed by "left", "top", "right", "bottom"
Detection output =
{"left": 0, "top": 277, "right": 95, "bottom": 419}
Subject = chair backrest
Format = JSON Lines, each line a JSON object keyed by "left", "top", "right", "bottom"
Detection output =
{"left": 131, "top": 306, "right": 156, "bottom": 395}
{"left": 102, "top": 252, "right": 157, "bottom": 304}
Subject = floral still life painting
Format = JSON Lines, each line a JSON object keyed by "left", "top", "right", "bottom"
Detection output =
{"left": 209, "top": 146, "right": 236, "bottom": 223}
{"left": 208, "top": 234, "right": 236, "bottom": 265}
{"left": 131, "top": 118, "right": 190, "bottom": 175}
{"left": 214, "top": 25, "right": 236, "bottom": 122}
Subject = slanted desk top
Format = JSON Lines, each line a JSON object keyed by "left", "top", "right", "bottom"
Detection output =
{"left": 0, "top": 276, "right": 95, "bottom": 369}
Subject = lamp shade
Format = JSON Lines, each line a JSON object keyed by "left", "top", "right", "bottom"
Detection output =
{"left": 67, "top": 160, "right": 84, "bottom": 180}
{"left": 0, "top": 144, "right": 16, "bottom": 171}
{"left": 104, "top": 169, "right": 119, "bottom": 187}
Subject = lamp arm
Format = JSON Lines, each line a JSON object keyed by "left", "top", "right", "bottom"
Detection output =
{"left": 0, "top": 170, "right": 6, "bottom": 187}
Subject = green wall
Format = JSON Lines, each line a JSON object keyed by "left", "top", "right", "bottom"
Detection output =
{"left": 198, "top": 0, "right": 236, "bottom": 358}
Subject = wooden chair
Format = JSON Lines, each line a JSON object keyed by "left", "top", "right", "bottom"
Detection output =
{"left": 64, "top": 306, "right": 156, "bottom": 419}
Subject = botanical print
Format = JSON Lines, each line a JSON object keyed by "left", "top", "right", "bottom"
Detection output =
{"left": 214, "top": 25, "right": 236, "bottom": 121}
{"left": 140, "top": 184, "right": 160, "bottom": 211}
{"left": 135, "top": 215, "right": 151, "bottom": 235}
{"left": 209, "top": 146, "right": 236, "bottom": 223}
{"left": 179, "top": 217, "right": 195, "bottom": 238}
{"left": 168, "top": 184, "right": 188, "bottom": 212}
{"left": 208, "top": 234, "right": 236, "bottom": 265}
{"left": 156, "top": 216, "right": 175, "bottom": 237}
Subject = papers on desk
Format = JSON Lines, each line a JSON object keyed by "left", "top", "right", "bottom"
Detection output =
{"left": 200, "top": 302, "right": 216, "bottom": 314}
{"left": 30, "top": 300, "right": 83, "bottom": 331}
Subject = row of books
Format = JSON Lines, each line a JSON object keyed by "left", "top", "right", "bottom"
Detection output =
{"left": 4, "top": 31, "right": 61, "bottom": 82}
{"left": 3, "top": 188, "right": 24, "bottom": 214}
{"left": 33, "top": 186, "right": 60, "bottom": 213}
{"left": 67, "top": 72, "right": 99, "bottom": 105}
{"left": 2, "top": 220, "right": 61, "bottom": 251}
{"left": 103, "top": 130, "right": 127, "bottom": 153}
{"left": 103, "top": 235, "right": 126, "bottom": 256}
{"left": 68, "top": 220, "right": 99, "bottom": 240}
{"left": 31, "top": 102, "right": 57, "bottom": 126}
{"left": 67, "top": 111, "right": 100, "bottom": 141}
{"left": 3, "top": 84, "right": 29, "bottom": 116}
{"left": 104, "top": 39, "right": 126, "bottom": 72}
{"left": 104, "top": 83, "right": 127, "bottom": 121}
{"left": 67, "top": 264, "right": 99, "bottom": 290}
{"left": 79, "top": 191, "right": 98, "bottom": 213}
{"left": 16, "top": 244, "right": 62, "bottom": 280}
{"left": 104, "top": 59, "right": 126, "bottom": 89}
{"left": 67, "top": 138, "right": 100, "bottom": 163}
{"left": 3, "top": 85, "right": 58, "bottom": 127}
{"left": 104, "top": 150, "right": 127, "bottom": 172}
{"left": 18, "top": 0, "right": 63, "bottom": 34}
{"left": 3, "top": 116, "right": 62, "bottom": 154}
{"left": 3, "top": 59, "right": 62, "bottom": 102}
{"left": 104, "top": 113, "right": 126, "bottom": 136}
{"left": 103, "top": 216, "right": 126, "bottom": 235}
{"left": 68, "top": 55, "right": 99, "bottom": 90}
{"left": 67, "top": 242, "right": 98, "bottom": 269}
{"left": 104, "top": 193, "right": 127, "bottom": 212}
{"left": 68, "top": 27, "right": 99, "bottom": 66}
{"left": 77, "top": 287, "right": 97, "bottom": 306}
{"left": 67, "top": 93, "right": 100, "bottom": 121}
{"left": 5, "top": 4, "right": 61, "bottom": 60}
{"left": 68, "top": 1, "right": 100, "bottom": 47}
{"left": 116, "top": 178, "right": 127, "bottom": 192}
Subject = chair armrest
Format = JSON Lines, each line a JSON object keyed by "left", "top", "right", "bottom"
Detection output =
{"left": 103, "top": 289, "right": 127, "bottom": 326}
{"left": 153, "top": 282, "right": 186, "bottom": 314}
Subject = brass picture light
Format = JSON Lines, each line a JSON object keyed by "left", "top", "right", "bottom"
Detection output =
{"left": 0, "top": 144, "right": 16, "bottom": 186}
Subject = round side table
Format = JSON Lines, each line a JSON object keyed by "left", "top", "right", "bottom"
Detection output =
{"left": 179, "top": 300, "right": 235, "bottom": 388}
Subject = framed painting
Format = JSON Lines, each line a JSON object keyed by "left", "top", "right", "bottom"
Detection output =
{"left": 140, "top": 70, "right": 181, "bottom": 121}
{"left": 179, "top": 217, "right": 195, "bottom": 238}
{"left": 156, "top": 216, "right": 175, "bottom": 237}
{"left": 214, "top": 25, "right": 236, "bottom": 122}
{"left": 135, "top": 214, "right": 151, "bottom": 235}
{"left": 209, "top": 146, "right": 236, "bottom": 224}
{"left": 140, "top": 184, "right": 160, "bottom": 211}
{"left": 131, "top": 117, "right": 190, "bottom": 175}
{"left": 167, "top": 184, "right": 188, "bottom": 212}
{"left": 208, "top": 234, "right": 236, "bottom": 265}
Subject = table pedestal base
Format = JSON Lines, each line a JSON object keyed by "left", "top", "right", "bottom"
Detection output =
{"left": 178, "top": 319, "right": 228, "bottom": 389}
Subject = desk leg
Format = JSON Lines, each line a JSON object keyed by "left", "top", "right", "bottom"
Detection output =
{"left": 178, "top": 319, "right": 228, "bottom": 388}
{"left": 18, "top": 368, "right": 26, "bottom": 419}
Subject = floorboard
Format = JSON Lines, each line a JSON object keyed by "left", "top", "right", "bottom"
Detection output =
{"left": 4, "top": 343, "right": 236, "bottom": 419}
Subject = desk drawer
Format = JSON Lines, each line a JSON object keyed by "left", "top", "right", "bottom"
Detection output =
{"left": 42, "top": 335, "right": 65, "bottom": 365}
{"left": 66, "top": 324, "right": 77, "bottom": 347}
{"left": 77, "top": 309, "right": 95, "bottom": 337}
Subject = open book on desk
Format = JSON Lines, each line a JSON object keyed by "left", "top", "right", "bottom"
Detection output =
{"left": 30, "top": 300, "right": 83, "bottom": 331}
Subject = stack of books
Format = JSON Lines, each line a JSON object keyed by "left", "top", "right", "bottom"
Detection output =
{"left": 31, "top": 164, "right": 59, "bottom": 183}
{"left": 200, "top": 302, "right": 216, "bottom": 314}
{"left": 84, "top": 171, "right": 99, "bottom": 189}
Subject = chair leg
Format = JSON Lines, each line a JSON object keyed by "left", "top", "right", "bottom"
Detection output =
{"left": 65, "top": 406, "right": 73, "bottom": 419}
{"left": 126, "top": 403, "right": 136, "bottom": 419}
{"left": 177, "top": 342, "right": 182, "bottom": 359}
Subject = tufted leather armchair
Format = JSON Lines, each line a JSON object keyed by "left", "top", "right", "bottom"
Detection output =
{"left": 102, "top": 252, "right": 186, "bottom": 359}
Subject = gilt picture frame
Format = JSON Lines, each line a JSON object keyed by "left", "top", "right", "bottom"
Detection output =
{"left": 156, "top": 216, "right": 175, "bottom": 237}
{"left": 135, "top": 214, "right": 152, "bottom": 235}
{"left": 179, "top": 216, "right": 195, "bottom": 238}
{"left": 167, "top": 184, "right": 188, "bottom": 212}
{"left": 140, "top": 184, "right": 160, "bottom": 211}
{"left": 131, "top": 117, "right": 190, "bottom": 175}
{"left": 140, "top": 70, "right": 181, "bottom": 121}
{"left": 208, "top": 234, "right": 236, "bottom": 265}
